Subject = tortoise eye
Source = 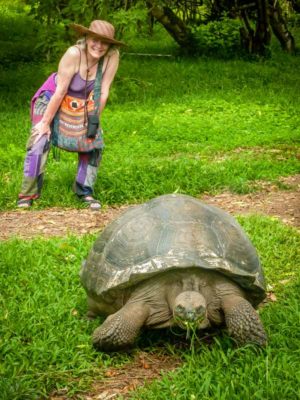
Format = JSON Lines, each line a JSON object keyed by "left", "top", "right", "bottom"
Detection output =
{"left": 195, "top": 306, "right": 205, "bottom": 314}
{"left": 175, "top": 305, "right": 184, "bottom": 313}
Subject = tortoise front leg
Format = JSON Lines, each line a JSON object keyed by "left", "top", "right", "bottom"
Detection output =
{"left": 222, "top": 295, "right": 267, "bottom": 346}
{"left": 92, "top": 302, "right": 150, "bottom": 351}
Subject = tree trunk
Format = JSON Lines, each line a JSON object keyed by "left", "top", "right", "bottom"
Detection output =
{"left": 253, "top": 0, "right": 272, "bottom": 54}
{"left": 268, "top": 0, "right": 295, "bottom": 53}
{"left": 240, "top": 10, "right": 256, "bottom": 53}
{"left": 239, "top": 0, "right": 271, "bottom": 55}
{"left": 146, "top": 0, "right": 195, "bottom": 50}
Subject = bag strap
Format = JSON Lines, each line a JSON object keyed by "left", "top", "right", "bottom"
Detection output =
{"left": 83, "top": 56, "right": 103, "bottom": 125}
{"left": 92, "top": 58, "right": 103, "bottom": 116}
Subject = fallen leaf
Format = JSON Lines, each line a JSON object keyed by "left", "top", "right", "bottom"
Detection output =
{"left": 104, "top": 370, "right": 117, "bottom": 378}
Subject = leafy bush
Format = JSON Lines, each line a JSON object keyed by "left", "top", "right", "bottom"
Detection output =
{"left": 0, "top": 3, "right": 40, "bottom": 65}
{"left": 34, "top": 22, "right": 68, "bottom": 62}
{"left": 288, "top": 12, "right": 300, "bottom": 27}
{"left": 108, "top": 2, "right": 149, "bottom": 37}
{"left": 192, "top": 17, "right": 242, "bottom": 57}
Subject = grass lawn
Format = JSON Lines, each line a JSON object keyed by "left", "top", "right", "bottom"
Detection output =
{"left": 0, "top": 217, "right": 299, "bottom": 399}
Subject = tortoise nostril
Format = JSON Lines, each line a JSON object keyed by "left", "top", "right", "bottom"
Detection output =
{"left": 186, "top": 311, "right": 196, "bottom": 321}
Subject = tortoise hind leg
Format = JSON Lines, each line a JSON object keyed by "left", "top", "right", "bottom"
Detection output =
{"left": 222, "top": 296, "right": 267, "bottom": 346}
{"left": 92, "top": 302, "right": 150, "bottom": 351}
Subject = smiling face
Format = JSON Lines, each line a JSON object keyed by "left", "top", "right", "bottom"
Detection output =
{"left": 86, "top": 36, "right": 110, "bottom": 60}
{"left": 173, "top": 291, "right": 208, "bottom": 330}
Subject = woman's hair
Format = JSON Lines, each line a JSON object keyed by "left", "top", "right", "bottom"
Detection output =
{"left": 76, "top": 37, "right": 87, "bottom": 49}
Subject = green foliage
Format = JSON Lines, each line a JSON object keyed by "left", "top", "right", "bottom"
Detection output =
{"left": 192, "top": 17, "right": 242, "bottom": 57}
{"left": 22, "top": 0, "right": 149, "bottom": 59}
{"left": 0, "top": 218, "right": 299, "bottom": 398}
{"left": 108, "top": 2, "right": 148, "bottom": 37}
{"left": 34, "top": 22, "right": 67, "bottom": 61}
{"left": 60, "top": 0, "right": 102, "bottom": 24}
{"left": 288, "top": 11, "right": 300, "bottom": 27}
{"left": 2, "top": 1, "right": 298, "bottom": 62}
{"left": 0, "top": 2, "right": 39, "bottom": 64}
{"left": 20, "top": 0, "right": 104, "bottom": 60}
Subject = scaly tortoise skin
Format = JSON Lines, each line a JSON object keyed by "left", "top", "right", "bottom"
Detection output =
{"left": 81, "top": 194, "right": 267, "bottom": 351}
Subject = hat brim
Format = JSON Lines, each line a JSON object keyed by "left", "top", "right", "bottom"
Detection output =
{"left": 70, "top": 23, "right": 126, "bottom": 46}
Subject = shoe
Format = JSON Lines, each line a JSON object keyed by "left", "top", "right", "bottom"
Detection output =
{"left": 17, "top": 198, "right": 33, "bottom": 208}
{"left": 81, "top": 195, "right": 101, "bottom": 211}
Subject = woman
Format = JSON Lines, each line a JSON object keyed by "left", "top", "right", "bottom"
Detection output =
{"left": 17, "top": 20, "right": 125, "bottom": 210}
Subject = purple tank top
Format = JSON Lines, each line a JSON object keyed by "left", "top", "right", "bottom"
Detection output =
{"left": 67, "top": 72, "right": 95, "bottom": 99}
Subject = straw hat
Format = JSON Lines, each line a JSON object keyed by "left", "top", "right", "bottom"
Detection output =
{"left": 70, "top": 20, "right": 126, "bottom": 46}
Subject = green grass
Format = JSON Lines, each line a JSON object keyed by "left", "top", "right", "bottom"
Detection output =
{"left": 0, "top": 36, "right": 299, "bottom": 209}
{"left": 0, "top": 217, "right": 299, "bottom": 399}
{"left": 0, "top": 235, "right": 132, "bottom": 399}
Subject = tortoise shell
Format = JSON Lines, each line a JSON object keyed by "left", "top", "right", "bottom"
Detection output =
{"left": 81, "top": 194, "right": 266, "bottom": 306}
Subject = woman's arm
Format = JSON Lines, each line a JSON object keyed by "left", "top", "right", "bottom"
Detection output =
{"left": 100, "top": 49, "right": 120, "bottom": 113}
{"left": 33, "top": 46, "right": 80, "bottom": 139}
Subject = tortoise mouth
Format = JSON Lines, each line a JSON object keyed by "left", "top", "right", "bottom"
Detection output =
{"left": 174, "top": 314, "right": 206, "bottom": 331}
{"left": 173, "top": 315, "right": 208, "bottom": 340}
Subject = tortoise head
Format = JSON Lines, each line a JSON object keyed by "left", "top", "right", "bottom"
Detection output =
{"left": 173, "top": 291, "right": 209, "bottom": 330}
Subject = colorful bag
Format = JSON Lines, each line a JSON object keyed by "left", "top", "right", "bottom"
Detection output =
{"left": 51, "top": 59, "right": 104, "bottom": 152}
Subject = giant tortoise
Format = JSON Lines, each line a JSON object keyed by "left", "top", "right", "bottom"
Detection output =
{"left": 80, "top": 194, "right": 267, "bottom": 351}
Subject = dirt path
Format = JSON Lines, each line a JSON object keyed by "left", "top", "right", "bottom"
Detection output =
{"left": 1, "top": 175, "right": 299, "bottom": 241}
{"left": 50, "top": 352, "right": 182, "bottom": 400}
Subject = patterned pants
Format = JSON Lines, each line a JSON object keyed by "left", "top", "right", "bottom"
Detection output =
{"left": 18, "top": 92, "right": 102, "bottom": 200}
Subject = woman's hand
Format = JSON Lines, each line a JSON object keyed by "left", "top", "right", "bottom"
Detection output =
{"left": 31, "top": 121, "right": 51, "bottom": 145}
